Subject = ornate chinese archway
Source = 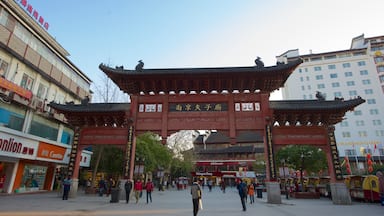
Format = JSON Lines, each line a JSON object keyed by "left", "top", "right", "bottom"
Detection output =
{"left": 50, "top": 59, "right": 364, "bottom": 204}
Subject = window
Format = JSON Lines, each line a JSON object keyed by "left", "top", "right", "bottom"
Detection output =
{"left": 354, "top": 110, "right": 362, "bottom": 115}
{"left": 357, "top": 61, "right": 366, "bottom": 66}
{"left": 301, "top": 86, "right": 305, "bottom": 90}
{"left": 300, "top": 77, "right": 304, "bottom": 82}
{"left": 373, "top": 120, "right": 382, "bottom": 126}
{"left": 299, "top": 69, "right": 302, "bottom": 73}
{"left": 328, "top": 65, "right": 336, "bottom": 69}
{"left": 360, "top": 70, "right": 368, "bottom": 75}
{"left": 355, "top": 120, "right": 364, "bottom": 126}
{"left": 362, "top": 148, "right": 372, "bottom": 154}
{"left": 330, "top": 73, "right": 338, "bottom": 78}
{"left": 36, "top": 83, "right": 48, "bottom": 99}
{"left": 370, "top": 109, "right": 379, "bottom": 115}
{"left": 314, "top": 66, "right": 322, "bottom": 71}
{"left": 345, "top": 72, "right": 353, "bottom": 77}
{"left": 358, "top": 131, "right": 367, "bottom": 137}
{"left": 0, "top": 58, "right": 9, "bottom": 77}
{"left": 324, "top": 55, "right": 336, "bottom": 60}
{"left": 362, "top": 79, "right": 371, "bottom": 85}
{"left": 345, "top": 149, "right": 357, "bottom": 156}
{"left": 367, "top": 99, "right": 376, "bottom": 104}
{"left": 315, "top": 75, "right": 323, "bottom": 80}
{"left": 376, "top": 130, "right": 384, "bottom": 136}
{"left": 20, "top": 73, "right": 34, "bottom": 91}
{"left": 349, "top": 90, "right": 357, "bottom": 96}
{"left": 340, "top": 121, "right": 349, "bottom": 127}
{"left": 364, "top": 89, "right": 373, "bottom": 94}
{"left": 374, "top": 56, "right": 384, "bottom": 63}
{"left": 317, "top": 84, "right": 325, "bottom": 89}
{"left": 380, "top": 75, "right": 384, "bottom": 83}
{"left": 342, "top": 132, "right": 351, "bottom": 137}
{"left": 346, "top": 81, "right": 355, "bottom": 86}
{"left": 377, "top": 66, "right": 384, "bottom": 72}
{"left": 332, "top": 82, "right": 340, "bottom": 87}
{"left": 334, "top": 92, "right": 342, "bottom": 97}
{"left": 342, "top": 63, "right": 351, "bottom": 68}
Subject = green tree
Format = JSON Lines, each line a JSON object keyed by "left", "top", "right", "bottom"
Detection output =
{"left": 135, "top": 132, "right": 173, "bottom": 174}
{"left": 276, "top": 145, "right": 327, "bottom": 191}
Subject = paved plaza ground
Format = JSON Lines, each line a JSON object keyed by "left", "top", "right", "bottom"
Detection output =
{"left": 0, "top": 186, "right": 382, "bottom": 216}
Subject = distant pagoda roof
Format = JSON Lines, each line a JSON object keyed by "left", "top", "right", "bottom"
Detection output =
{"left": 99, "top": 59, "right": 303, "bottom": 95}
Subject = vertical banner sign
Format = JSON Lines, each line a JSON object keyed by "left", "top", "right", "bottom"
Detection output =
{"left": 266, "top": 125, "right": 276, "bottom": 180}
{"left": 124, "top": 126, "right": 134, "bottom": 178}
{"left": 67, "top": 127, "right": 80, "bottom": 177}
{"left": 328, "top": 126, "right": 343, "bottom": 180}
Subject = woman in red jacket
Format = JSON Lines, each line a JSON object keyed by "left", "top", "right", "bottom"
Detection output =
{"left": 145, "top": 179, "right": 154, "bottom": 203}
{"left": 134, "top": 179, "right": 143, "bottom": 204}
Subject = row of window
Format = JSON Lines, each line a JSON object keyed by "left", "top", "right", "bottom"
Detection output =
{"left": 0, "top": 57, "right": 67, "bottom": 103}
{"left": 0, "top": 8, "right": 89, "bottom": 90}
{"left": 345, "top": 148, "right": 384, "bottom": 156}
{"left": 299, "top": 61, "right": 366, "bottom": 73}
{"left": 303, "top": 51, "right": 366, "bottom": 62}
{"left": 341, "top": 130, "right": 384, "bottom": 138}
{"left": 0, "top": 106, "right": 73, "bottom": 144}
{"left": 340, "top": 119, "right": 382, "bottom": 127}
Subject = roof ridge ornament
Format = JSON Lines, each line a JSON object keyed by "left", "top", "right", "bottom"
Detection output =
{"left": 135, "top": 60, "right": 144, "bottom": 72}
{"left": 255, "top": 56, "right": 264, "bottom": 69}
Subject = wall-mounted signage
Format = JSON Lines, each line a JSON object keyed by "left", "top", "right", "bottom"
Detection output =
{"left": 15, "top": 0, "right": 50, "bottom": 30}
{"left": 169, "top": 103, "right": 228, "bottom": 112}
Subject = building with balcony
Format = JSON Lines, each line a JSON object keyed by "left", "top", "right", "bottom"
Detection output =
{"left": 277, "top": 34, "right": 384, "bottom": 173}
{"left": 0, "top": 0, "right": 92, "bottom": 194}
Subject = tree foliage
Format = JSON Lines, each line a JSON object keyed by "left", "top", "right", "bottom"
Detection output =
{"left": 276, "top": 145, "right": 327, "bottom": 176}
{"left": 135, "top": 132, "right": 173, "bottom": 173}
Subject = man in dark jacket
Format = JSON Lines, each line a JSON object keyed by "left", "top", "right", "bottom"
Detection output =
{"left": 124, "top": 179, "right": 133, "bottom": 204}
{"left": 190, "top": 180, "right": 202, "bottom": 216}
{"left": 237, "top": 179, "right": 247, "bottom": 211}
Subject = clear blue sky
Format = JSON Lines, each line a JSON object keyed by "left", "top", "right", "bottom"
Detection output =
{"left": 21, "top": 0, "right": 384, "bottom": 100}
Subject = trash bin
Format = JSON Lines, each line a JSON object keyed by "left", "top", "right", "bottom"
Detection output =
{"left": 256, "top": 187, "right": 263, "bottom": 198}
{"left": 110, "top": 188, "right": 120, "bottom": 203}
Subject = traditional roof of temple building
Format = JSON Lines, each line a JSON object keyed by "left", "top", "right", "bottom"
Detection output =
{"left": 269, "top": 97, "right": 365, "bottom": 125}
{"left": 99, "top": 59, "right": 303, "bottom": 95}
{"left": 49, "top": 96, "right": 365, "bottom": 127}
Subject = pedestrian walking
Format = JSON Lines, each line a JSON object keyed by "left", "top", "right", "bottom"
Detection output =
{"left": 191, "top": 180, "right": 202, "bottom": 216}
{"left": 145, "top": 179, "right": 154, "bottom": 203}
{"left": 248, "top": 182, "right": 255, "bottom": 204}
{"left": 98, "top": 178, "right": 106, "bottom": 196}
{"left": 237, "top": 179, "right": 247, "bottom": 211}
{"left": 62, "top": 175, "right": 72, "bottom": 200}
{"left": 134, "top": 179, "right": 143, "bottom": 204}
{"left": 124, "top": 179, "right": 133, "bottom": 204}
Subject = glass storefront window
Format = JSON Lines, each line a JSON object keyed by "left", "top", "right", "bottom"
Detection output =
{"left": 21, "top": 165, "right": 47, "bottom": 191}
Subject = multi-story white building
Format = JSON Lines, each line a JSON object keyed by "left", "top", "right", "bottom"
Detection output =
{"left": 278, "top": 34, "right": 384, "bottom": 173}
{"left": 0, "top": 0, "right": 92, "bottom": 194}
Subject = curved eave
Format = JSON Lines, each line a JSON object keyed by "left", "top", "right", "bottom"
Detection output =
{"left": 270, "top": 97, "right": 365, "bottom": 125}
{"left": 49, "top": 102, "right": 130, "bottom": 113}
{"left": 49, "top": 102, "right": 131, "bottom": 127}
{"left": 99, "top": 59, "right": 302, "bottom": 95}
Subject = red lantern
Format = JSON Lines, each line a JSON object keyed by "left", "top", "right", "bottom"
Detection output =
{"left": 366, "top": 153, "right": 371, "bottom": 160}
{"left": 368, "top": 166, "right": 373, "bottom": 173}
{"left": 367, "top": 160, "right": 373, "bottom": 166}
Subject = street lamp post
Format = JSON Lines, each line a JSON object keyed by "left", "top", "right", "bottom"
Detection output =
{"left": 281, "top": 159, "right": 289, "bottom": 199}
